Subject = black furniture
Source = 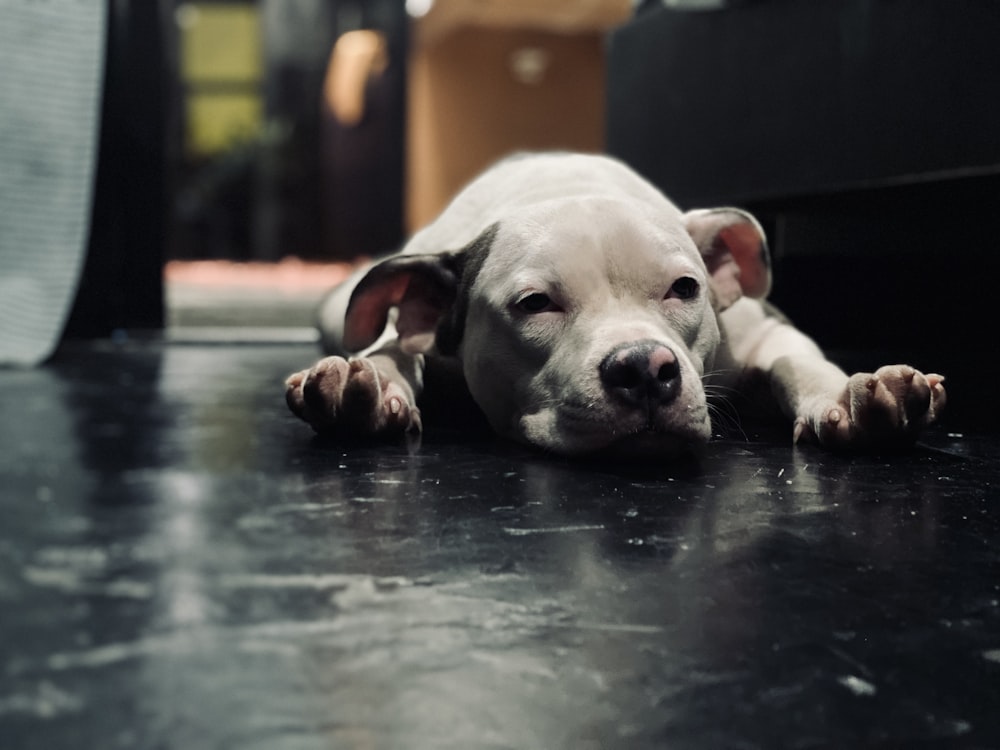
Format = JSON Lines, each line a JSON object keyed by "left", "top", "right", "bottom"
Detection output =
{"left": 607, "top": 0, "right": 1000, "bottom": 430}
{"left": 64, "top": 1, "right": 168, "bottom": 339}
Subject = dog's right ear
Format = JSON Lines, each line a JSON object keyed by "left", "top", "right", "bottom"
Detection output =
{"left": 344, "top": 223, "right": 498, "bottom": 355}
{"left": 343, "top": 253, "right": 462, "bottom": 354}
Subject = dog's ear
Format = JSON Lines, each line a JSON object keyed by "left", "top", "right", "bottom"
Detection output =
{"left": 344, "top": 223, "right": 498, "bottom": 355}
{"left": 343, "top": 253, "right": 461, "bottom": 354}
{"left": 683, "top": 208, "right": 771, "bottom": 310}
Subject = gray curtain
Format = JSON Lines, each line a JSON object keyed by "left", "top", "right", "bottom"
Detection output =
{"left": 0, "top": 0, "right": 107, "bottom": 365}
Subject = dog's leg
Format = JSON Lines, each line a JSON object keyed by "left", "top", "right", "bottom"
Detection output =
{"left": 285, "top": 249, "right": 466, "bottom": 441}
{"left": 285, "top": 345, "right": 423, "bottom": 438}
{"left": 727, "top": 304, "right": 946, "bottom": 449}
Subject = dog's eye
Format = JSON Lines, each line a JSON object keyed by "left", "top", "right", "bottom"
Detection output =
{"left": 668, "top": 277, "right": 699, "bottom": 300}
{"left": 515, "top": 292, "right": 558, "bottom": 314}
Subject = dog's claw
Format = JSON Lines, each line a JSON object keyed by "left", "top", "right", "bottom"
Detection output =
{"left": 793, "top": 418, "right": 808, "bottom": 444}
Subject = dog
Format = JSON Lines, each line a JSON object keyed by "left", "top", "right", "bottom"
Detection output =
{"left": 285, "top": 153, "right": 945, "bottom": 457}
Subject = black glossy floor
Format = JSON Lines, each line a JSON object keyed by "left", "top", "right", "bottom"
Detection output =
{"left": 3, "top": 340, "right": 999, "bottom": 749}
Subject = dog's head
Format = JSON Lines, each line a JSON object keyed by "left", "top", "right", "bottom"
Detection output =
{"left": 342, "top": 197, "right": 770, "bottom": 457}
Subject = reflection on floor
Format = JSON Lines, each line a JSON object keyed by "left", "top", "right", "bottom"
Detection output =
{"left": 2, "top": 340, "right": 998, "bottom": 749}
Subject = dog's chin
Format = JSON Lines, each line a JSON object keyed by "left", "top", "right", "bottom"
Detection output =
{"left": 516, "top": 415, "right": 709, "bottom": 460}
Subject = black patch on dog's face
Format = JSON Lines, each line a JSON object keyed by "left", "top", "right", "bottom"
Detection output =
{"left": 435, "top": 223, "right": 498, "bottom": 356}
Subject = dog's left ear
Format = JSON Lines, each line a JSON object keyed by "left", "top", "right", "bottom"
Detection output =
{"left": 683, "top": 208, "right": 771, "bottom": 310}
{"left": 343, "top": 253, "right": 461, "bottom": 354}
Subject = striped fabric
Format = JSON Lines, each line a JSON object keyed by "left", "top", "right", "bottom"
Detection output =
{"left": 0, "top": 1, "right": 106, "bottom": 365}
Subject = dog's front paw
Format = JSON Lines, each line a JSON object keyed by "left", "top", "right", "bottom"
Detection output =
{"left": 793, "top": 365, "right": 946, "bottom": 451}
{"left": 285, "top": 356, "right": 421, "bottom": 439}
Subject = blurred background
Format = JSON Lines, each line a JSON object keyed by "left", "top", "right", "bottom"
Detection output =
{"left": 166, "top": 0, "right": 631, "bottom": 260}
{"left": 169, "top": 0, "right": 627, "bottom": 263}
{"left": 69, "top": 0, "right": 633, "bottom": 334}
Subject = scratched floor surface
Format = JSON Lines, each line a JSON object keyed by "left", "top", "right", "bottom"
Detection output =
{"left": 2, "top": 340, "right": 999, "bottom": 749}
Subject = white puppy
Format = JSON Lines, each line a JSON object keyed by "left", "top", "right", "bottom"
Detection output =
{"left": 286, "top": 153, "right": 945, "bottom": 457}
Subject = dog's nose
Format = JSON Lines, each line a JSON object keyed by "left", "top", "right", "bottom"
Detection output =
{"left": 599, "top": 340, "right": 681, "bottom": 408}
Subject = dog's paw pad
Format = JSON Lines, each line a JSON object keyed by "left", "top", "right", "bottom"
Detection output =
{"left": 285, "top": 356, "right": 420, "bottom": 438}
{"left": 796, "top": 364, "right": 946, "bottom": 451}
{"left": 847, "top": 365, "right": 942, "bottom": 435}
